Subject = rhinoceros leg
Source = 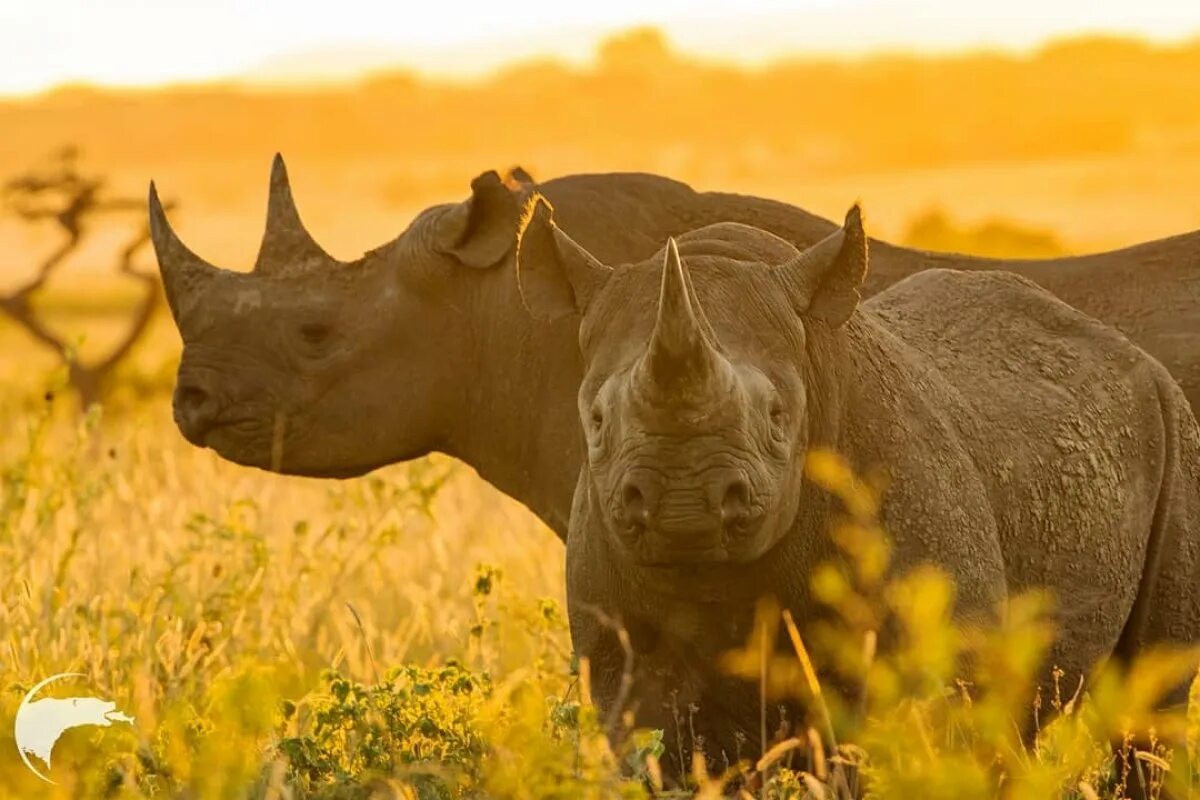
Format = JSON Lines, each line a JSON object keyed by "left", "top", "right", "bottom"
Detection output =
{"left": 1101, "top": 378, "right": 1198, "bottom": 800}
{"left": 1111, "top": 376, "right": 1200, "bottom": 707}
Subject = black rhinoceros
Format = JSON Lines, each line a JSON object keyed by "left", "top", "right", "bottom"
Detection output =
{"left": 514, "top": 196, "right": 1200, "bottom": 771}
{"left": 149, "top": 158, "right": 1200, "bottom": 541}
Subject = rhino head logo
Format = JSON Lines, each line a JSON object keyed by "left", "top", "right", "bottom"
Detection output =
{"left": 14, "top": 673, "right": 135, "bottom": 784}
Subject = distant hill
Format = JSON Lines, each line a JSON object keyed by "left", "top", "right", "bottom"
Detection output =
{"left": 3, "top": 28, "right": 1200, "bottom": 265}
{"left": 8, "top": 30, "right": 1200, "bottom": 179}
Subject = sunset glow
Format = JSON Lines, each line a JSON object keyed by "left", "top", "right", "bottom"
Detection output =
{"left": 5, "top": 0, "right": 1200, "bottom": 96}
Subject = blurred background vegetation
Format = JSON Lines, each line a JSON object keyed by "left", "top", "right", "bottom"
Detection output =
{"left": 6, "top": 28, "right": 1200, "bottom": 409}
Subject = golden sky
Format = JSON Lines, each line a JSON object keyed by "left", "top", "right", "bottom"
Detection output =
{"left": 4, "top": 0, "right": 1200, "bottom": 96}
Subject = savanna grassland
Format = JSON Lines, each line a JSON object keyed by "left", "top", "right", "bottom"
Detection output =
{"left": 2, "top": 28, "right": 1200, "bottom": 799}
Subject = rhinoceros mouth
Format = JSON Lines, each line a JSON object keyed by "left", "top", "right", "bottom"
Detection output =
{"left": 640, "top": 546, "right": 732, "bottom": 565}
{"left": 625, "top": 533, "right": 736, "bottom": 565}
{"left": 205, "top": 435, "right": 393, "bottom": 479}
{"left": 617, "top": 522, "right": 784, "bottom": 567}
{"left": 191, "top": 419, "right": 272, "bottom": 465}
{"left": 187, "top": 417, "right": 264, "bottom": 448}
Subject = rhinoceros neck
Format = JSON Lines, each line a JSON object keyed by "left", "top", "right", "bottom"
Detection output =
{"left": 796, "top": 311, "right": 921, "bottom": 490}
{"left": 446, "top": 278, "right": 585, "bottom": 539}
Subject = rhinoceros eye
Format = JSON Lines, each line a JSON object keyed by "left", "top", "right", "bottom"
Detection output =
{"left": 768, "top": 402, "right": 788, "bottom": 438}
{"left": 590, "top": 408, "right": 604, "bottom": 431}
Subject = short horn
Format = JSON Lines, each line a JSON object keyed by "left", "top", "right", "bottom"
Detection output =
{"left": 149, "top": 181, "right": 222, "bottom": 321}
{"left": 254, "top": 153, "right": 337, "bottom": 274}
{"left": 639, "top": 238, "right": 726, "bottom": 397}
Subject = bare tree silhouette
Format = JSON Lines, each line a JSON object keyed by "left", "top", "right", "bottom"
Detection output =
{"left": 1, "top": 147, "right": 170, "bottom": 409}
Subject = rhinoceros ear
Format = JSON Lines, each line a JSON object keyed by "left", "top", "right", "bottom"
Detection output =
{"left": 776, "top": 204, "right": 868, "bottom": 327}
{"left": 516, "top": 194, "right": 612, "bottom": 321}
{"left": 505, "top": 165, "right": 536, "bottom": 188}
{"left": 434, "top": 170, "right": 522, "bottom": 269}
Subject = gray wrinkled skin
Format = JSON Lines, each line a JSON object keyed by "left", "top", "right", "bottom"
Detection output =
{"left": 151, "top": 160, "right": 1199, "bottom": 542}
{"left": 516, "top": 202, "right": 1200, "bottom": 773}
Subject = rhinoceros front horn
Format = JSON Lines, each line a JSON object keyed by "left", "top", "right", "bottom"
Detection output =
{"left": 254, "top": 153, "right": 338, "bottom": 274}
{"left": 638, "top": 238, "right": 730, "bottom": 400}
{"left": 149, "top": 181, "right": 224, "bottom": 322}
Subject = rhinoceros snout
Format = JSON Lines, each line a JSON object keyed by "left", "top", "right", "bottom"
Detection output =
{"left": 612, "top": 469, "right": 764, "bottom": 560}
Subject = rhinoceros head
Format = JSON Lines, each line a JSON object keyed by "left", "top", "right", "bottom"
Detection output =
{"left": 151, "top": 155, "right": 526, "bottom": 476}
{"left": 518, "top": 198, "right": 867, "bottom": 565}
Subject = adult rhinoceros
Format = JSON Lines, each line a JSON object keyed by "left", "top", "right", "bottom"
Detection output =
{"left": 148, "top": 157, "right": 1200, "bottom": 541}
{"left": 514, "top": 196, "right": 1200, "bottom": 772}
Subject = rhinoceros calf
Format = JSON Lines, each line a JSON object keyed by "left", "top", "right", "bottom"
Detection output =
{"left": 149, "top": 159, "right": 1200, "bottom": 543}
{"left": 515, "top": 197, "right": 1200, "bottom": 770}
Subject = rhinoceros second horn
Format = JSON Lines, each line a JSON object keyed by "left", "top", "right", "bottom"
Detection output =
{"left": 254, "top": 153, "right": 338, "bottom": 274}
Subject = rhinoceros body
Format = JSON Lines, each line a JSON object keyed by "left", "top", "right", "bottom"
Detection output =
{"left": 150, "top": 163, "right": 1200, "bottom": 545}
{"left": 515, "top": 204, "right": 1200, "bottom": 771}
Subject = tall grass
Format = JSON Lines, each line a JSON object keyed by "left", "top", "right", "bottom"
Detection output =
{"left": 0, "top": 372, "right": 1197, "bottom": 798}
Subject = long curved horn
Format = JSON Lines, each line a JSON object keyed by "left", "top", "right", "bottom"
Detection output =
{"left": 638, "top": 238, "right": 729, "bottom": 400}
{"left": 254, "top": 153, "right": 337, "bottom": 274}
{"left": 149, "top": 182, "right": 223, "bottom": 321}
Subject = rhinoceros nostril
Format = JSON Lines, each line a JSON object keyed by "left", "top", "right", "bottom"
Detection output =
{"left": 176, "top": 385, "right": 209, "bottom": 412}
{"left": 617, "top": 479, "right": 652, "bottom": 536}
{"left": 622, "top": 482, "right": 647, "bottom": 520}
{"left": 720, "top": 479, "right": 752, "bottom": 529}
{"left": 173, "top": 383, "right": 218, "bottom": 443}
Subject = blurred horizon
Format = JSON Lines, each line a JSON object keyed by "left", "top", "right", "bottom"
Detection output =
{"left": 5, "top": 21, "right": 1200, "bottom": 311}
{"left": 5, "top": 0, "right": 1200, "bottom": 98}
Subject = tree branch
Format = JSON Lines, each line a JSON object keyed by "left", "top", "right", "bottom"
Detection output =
{"left": 1, "top": 149, "right": 173, "bottom": 409}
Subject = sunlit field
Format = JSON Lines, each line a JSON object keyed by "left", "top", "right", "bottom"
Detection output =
{"left": 3, "top": 379, "right": 1198, "bottom": 798}
{"left": 3, "top": 27, "right": 1200, "bottom": 799}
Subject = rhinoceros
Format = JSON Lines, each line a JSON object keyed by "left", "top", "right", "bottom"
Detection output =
{"left": 514, "top": 197, "right": 1200, "bottom": 770}
{"left": 148, "top": 157, "right": 1200, "bottom": 542}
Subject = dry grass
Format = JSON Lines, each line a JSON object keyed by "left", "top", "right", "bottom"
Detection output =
{"left": 0, "top": 345, "right": 1196, "bottom": 798}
